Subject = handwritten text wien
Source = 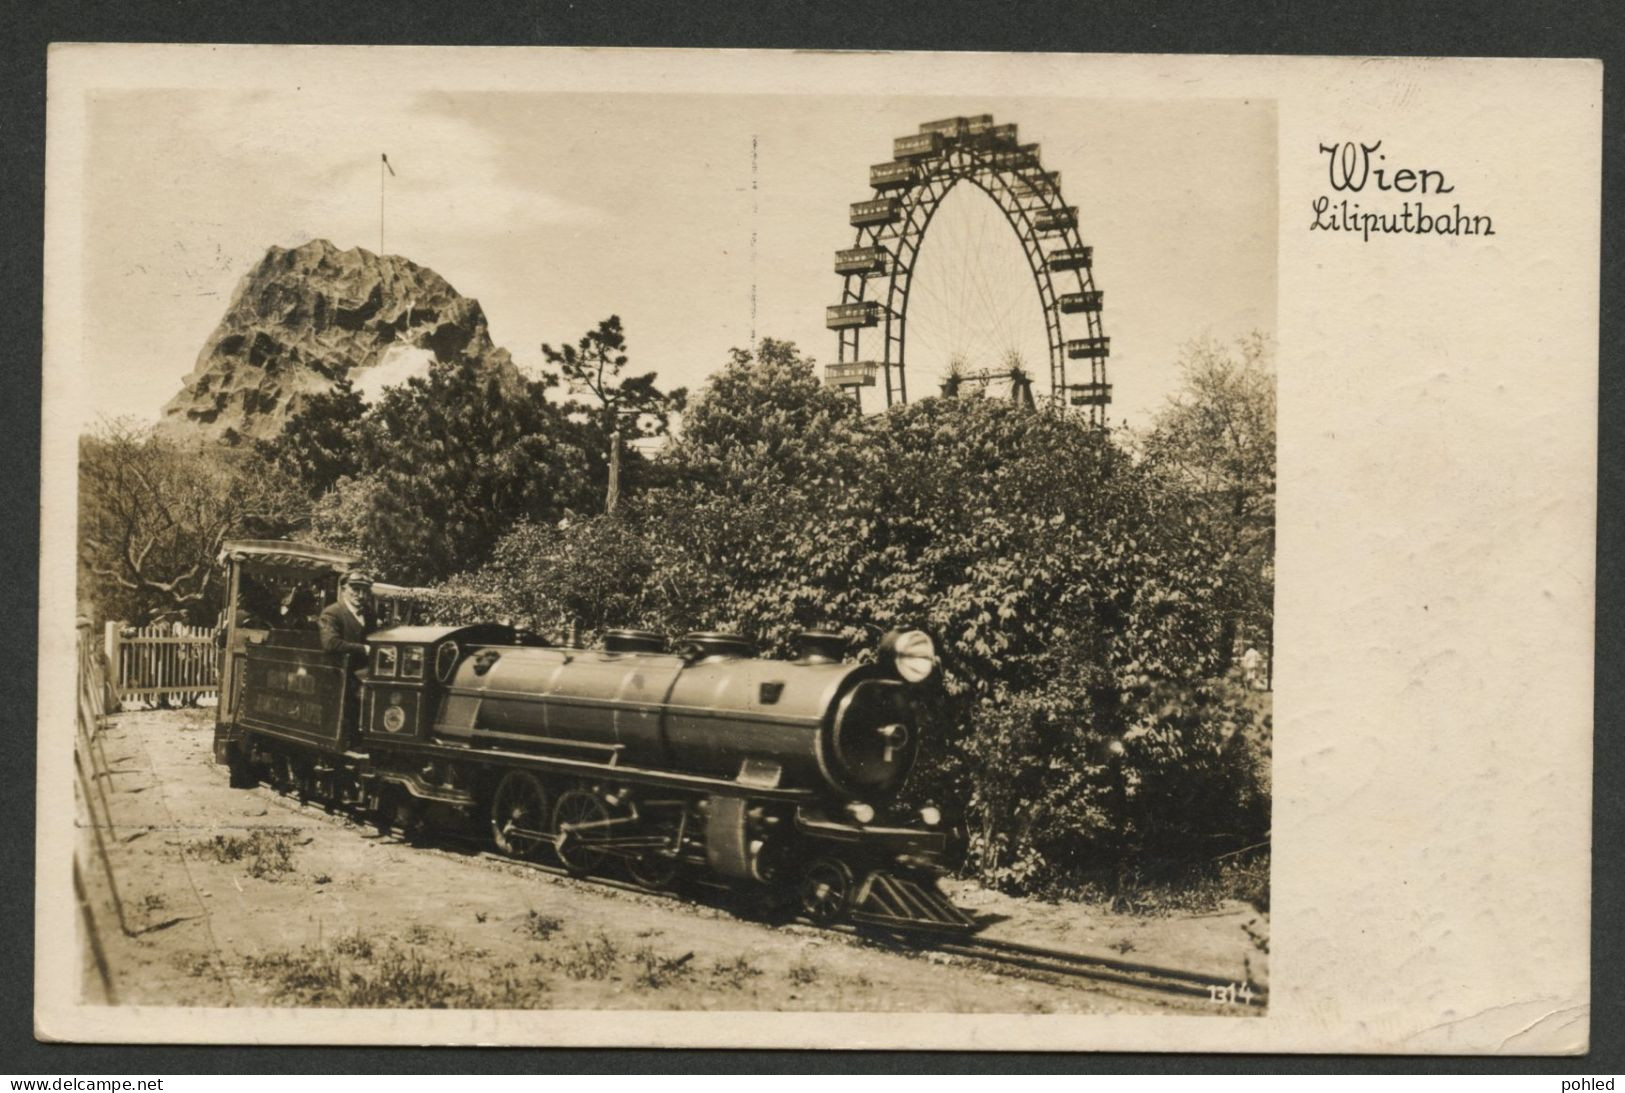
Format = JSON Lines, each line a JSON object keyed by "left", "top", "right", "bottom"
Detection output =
{"left": 1311, "top": 141, "right": 1494, "bottom": 242}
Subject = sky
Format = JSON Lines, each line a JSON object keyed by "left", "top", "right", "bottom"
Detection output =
{"left": 81, "top": 90, "right": 1275, "bottom": 433}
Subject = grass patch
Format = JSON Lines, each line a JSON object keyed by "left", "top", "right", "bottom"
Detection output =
{"left": 553, "top": 932, "right": 619, "bottom": 980}
{"left": 534, "top": 931, "right": 698, "bottom": 990}
{"left": 330, "top": 933, "right": 374, "bottom": 960}
{"left": 787, "top": 955, "right": 819, "bottom": 987}
{"left": 1109, "top": 852, "right": 1269, "bottom": 915}
{"left": 521, "top": 911, "right": 563, "bottom": 941}
{"left": 710, "top": 955, "right": 763, "bottom": 989}
{"left": 632, "top": 948, "right": 694, "bottom": 989}
{"left": 188, "top": 828, "right": 300, "bottom": 879}
{"left": 241, "top": 938, "right": 548, "bottom": 1009}
{"left": 1030, "top": 848, "right": 1271, "bottom": 916}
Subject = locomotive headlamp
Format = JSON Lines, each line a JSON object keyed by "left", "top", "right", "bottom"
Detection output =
{"left": 880, "top": 629, "right": 937, "bottom": 683}
{"left": 846, "top": 802, "right": 876, "bottom": 824}
{"left": 919, "top": 806, "right": 942, "bottom": 827}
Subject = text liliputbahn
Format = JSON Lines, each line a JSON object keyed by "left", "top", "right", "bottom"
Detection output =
{"left": 1311, "top": 140, "right": 1495, "bottom": 242}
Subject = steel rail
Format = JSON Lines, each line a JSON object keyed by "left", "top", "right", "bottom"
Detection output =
{"left": 463, "top": 840, "right": 1263, "bottom": 1006}
{"left": 913, "top": 932, "right": 1266, "bottom": 1006}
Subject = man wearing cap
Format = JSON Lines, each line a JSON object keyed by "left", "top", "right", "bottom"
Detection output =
{"left": 320, "top": 571, "right": 376, "bottom": 731}
{"left": 320, "top": 570, "right": 376, "bottom": 661}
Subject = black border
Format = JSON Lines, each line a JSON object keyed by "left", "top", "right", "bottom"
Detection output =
{"left": 4, "top": 0, "right": 1620, "bottom": 1075}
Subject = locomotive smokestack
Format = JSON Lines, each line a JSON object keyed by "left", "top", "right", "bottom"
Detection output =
{"left": 794, "top": 630, "right": 848, "bottom": 663}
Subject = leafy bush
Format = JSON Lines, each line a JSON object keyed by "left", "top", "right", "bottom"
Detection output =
{"left": 445, "top": 516, "right": 660, "bottom": 636}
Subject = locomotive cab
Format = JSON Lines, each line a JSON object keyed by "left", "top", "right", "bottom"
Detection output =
{"left": 211, "top": 541, "right": 474, "bottom": 786}
{"left": 212, "top": 540, "right": 362, "bottom": 784}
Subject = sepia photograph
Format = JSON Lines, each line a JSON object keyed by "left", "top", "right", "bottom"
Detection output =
{"left": 66, "top": 79, "right": 1276, "bottom": 1018}
{"left": 37, "top": 46, "right": 1596, "bottom": 1054}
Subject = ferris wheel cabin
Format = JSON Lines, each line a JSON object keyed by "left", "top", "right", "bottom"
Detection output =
{"left": 826, "top": 301, "right": 884, "bottom": 330}
{"left": 835, "top": 246, "right": 890, "bottom": 276}
{"left": 850, "top": 198, "right": 902, "bottom": 227}
{"left": 919, "top": 116, "right": 976, "bottom": 139}
{"left": 1059, "top": 290, "right": 1104, "bottom": 314}
{"left": 990, "top": 144, "right": 1042, "bottom": 170}
{"left": 915, "top": 116, "right": 1021, "bottom": 149}
{"left": 892, "top": 132, "right": 944, "bottom": 160}
{"left": 1066, "top": 336, "right": 1111, "bottom": 360}
{"left": 1012, "top": 171, "right": 1061, "bottom": 197}
{"left": 1033, "top": 207, "right": 1079, "bottom": 233}
{"left": 1047, "top": 246, "right": 1094, "bottom": 271}
{"left": 869, "top": 161, "right": 917, "bottom": 190}
{"left": 1067, "top": 382, "right": 1113, "bottom": 407}
{"left": 825, "top": 361, "right": 881, "bottom": 389}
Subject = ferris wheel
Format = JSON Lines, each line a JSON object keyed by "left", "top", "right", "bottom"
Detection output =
{"left": 825, "top": 115, "right": 1111, "bottom": 421}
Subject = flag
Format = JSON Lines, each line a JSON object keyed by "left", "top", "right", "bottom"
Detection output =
{"left": 381, "top": 153, "right": 396, "bottom": 177}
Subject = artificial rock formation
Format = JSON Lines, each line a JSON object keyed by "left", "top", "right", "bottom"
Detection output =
{"left": 159, "top": 239, "right": 522, "bottom": 442}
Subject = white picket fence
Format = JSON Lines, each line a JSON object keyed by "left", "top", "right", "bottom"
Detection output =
{"left": 104, "top": 621, "right": 220, "bottom": 704}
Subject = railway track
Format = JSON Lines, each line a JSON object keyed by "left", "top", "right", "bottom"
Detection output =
{"left": 875, "top": 929, "right": 1265, "bottom": 1007}
{"left": 477, "top": 846, "right": 1267, "bottom": 1008}
{"left": 255, "top": 783, "right": 1265, "bottom": 1009}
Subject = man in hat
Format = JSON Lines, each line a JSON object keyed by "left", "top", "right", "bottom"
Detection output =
{"left": 320, "top": 570, "right": 376, "bottom": 731}
{"left": 319, "top": 570, "right": 376, "bottom": 661}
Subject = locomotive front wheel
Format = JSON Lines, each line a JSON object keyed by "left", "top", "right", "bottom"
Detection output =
{"left": 553, "top": 789, "right": 611, "bottom": 878}
{"left": 799, "top": 858, "right": 856, "bottom": 924}
{"left": 490, "top": 771, "right": 551, "bottom": 860}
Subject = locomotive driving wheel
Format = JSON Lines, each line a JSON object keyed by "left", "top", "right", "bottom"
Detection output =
{"left": 799, "top": 858, "right": 857, "bottom": 924}
{"left": 553, "top": 788, "right": 612, "bottom": 878}
{"left": 490, "top": 771, "right": 550, "bottom": 860}
{"left": 624, "top": 849, "right": 680, "bottom": 891}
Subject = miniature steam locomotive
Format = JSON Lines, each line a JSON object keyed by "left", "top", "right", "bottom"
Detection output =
{"left": 211, "top": 540, "right": 974, "bottom": 932}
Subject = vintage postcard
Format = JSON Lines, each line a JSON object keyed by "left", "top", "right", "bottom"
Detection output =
{"left": 36, "top": 46, "right": 1598, "bottom": 1052}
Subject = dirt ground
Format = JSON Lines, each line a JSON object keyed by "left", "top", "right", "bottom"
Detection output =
{"left": 75, "top": 708, "right": 1267, "bottom": 1015}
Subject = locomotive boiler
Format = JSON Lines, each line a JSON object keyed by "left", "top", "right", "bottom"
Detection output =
{"left": 213, "top": 540, "right": 974, "bottom": 932}
{"left": 432, "top": 628, "right": 927, "bottom": 800}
